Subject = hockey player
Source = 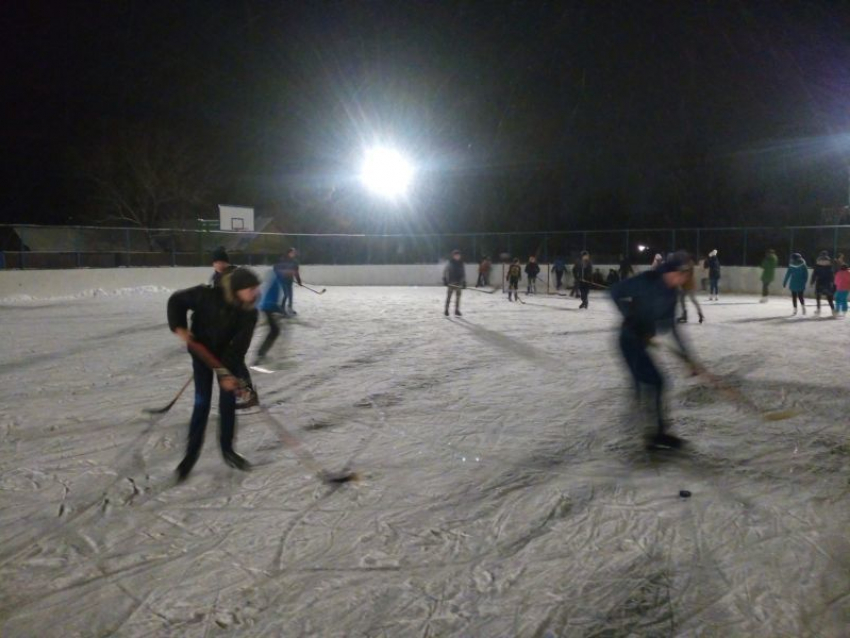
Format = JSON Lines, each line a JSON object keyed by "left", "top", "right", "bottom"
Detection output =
{"left": 278, "top": 248, "right": 302, "bottom": 315}
{"left": 506, "top": 258, "right": 522, "bottom": 301}
{"left": 783, "top": 253, "right": 808, "bottom": 315}
{"left": 811, "top": 250, "right": 835, "bottom": 316}
{"left": 477, "top": 256, "right": 492, "bottom": 287}
{"left": 610, "top": 253, "right": 696, "bottom": 449}
{"left": 167, "top": 267, "right": 261, "bottom": 480}
{"left": 577, "top": 251, "right": 593, "bottom": 309}
{"left": 677, "top": 257, "right": 704, "bottom": 324}
{"left": 551, "top": 256, "right": 567, "bottom": 290}
{"left": 210, "top": 246, "right": 234, "bottom": 286}
{"left": 706, "top": 250, "right": 721, "bottom": 300}
{"left": 443, "top": 249, "right": 465, "bottom": 316}
{"left": 525, "top": 256, "right": 540, "bottom": 295}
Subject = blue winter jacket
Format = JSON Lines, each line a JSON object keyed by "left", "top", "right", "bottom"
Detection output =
{"left": 783, "top": 260, "right": 808, "bottom": 292}
{"left": 258, "top": 275, "right": 282, "bottom": 312}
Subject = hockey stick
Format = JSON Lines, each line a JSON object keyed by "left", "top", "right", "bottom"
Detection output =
{"left": 143, "top": 374, "right": 193, "bottom": 414}
{"left": 448, "top": 284, "right": 498, "bottom": 294}
{"left": 185, "top": 340, "right": 358, "bottom": 483}
{"left": 655, "top": 341, "right": 798, "bottom": 421}
{"left": 301, "top": 283, "right": 326, "bottom": 295}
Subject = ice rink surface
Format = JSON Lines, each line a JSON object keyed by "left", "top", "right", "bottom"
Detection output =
{"left": 1, "top": 285, "right": 848, "bottom": 637}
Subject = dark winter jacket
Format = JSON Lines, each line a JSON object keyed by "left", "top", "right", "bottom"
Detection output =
{"left": 525, "top": 262, "right": 540, "bottom": 279}
{"left": 168, "top": 282, "right": 258, "bottom": 380}
{"left": 507, "top": 264, "right": 522, "bottom": 281}
{"left": 443, "top": 259, "right": 466, "bottom": 286}
{"left": 707, "top": 256, "right": 721, "bottom": 279}
{"left": 210, "top": 264, "right": 236, "bottom": 287}
{"left": 552, "top": 258, "right": 566, "bottom": 273}
{"left": 577, "top": 260, "right": 593, "bottom": 286}
{"left": 610, "top": 270, "right": 686, "bottom": 351}
{"left": 811, "top": 257, "right": 834, "bottom": 291}
{"left": 618, "top": 259, "right": 633, "bottom": 278}
{"left": 606, "top": 271, "right": 621, "bottom": 287}
{"left": 275, "top": 257, "right": 302, "bottom": 285}
{"left": 783, "top": 258, "right": 808, "bottom": 292}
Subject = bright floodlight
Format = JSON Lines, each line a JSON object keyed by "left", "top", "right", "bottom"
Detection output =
{"left": 360, "top": 147, "right": 413, "bottom": 198}
{"left": 638, "top": 244, "right": 648, "bottom": 253}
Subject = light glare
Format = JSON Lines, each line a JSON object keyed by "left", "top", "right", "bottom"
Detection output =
{"left": 360, "top": 147, "right": 413, "bottom": 198}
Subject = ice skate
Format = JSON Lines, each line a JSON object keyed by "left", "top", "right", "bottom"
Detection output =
{"left": 647, "top": 432, "right": 685, "bottom": 450}
{"left": 223, "top": 450, "right": 251, "bottom": 472}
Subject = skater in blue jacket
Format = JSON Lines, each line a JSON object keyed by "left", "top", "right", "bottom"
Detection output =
{"left": 783, "top": 253, "right": 808, "bottom": 315}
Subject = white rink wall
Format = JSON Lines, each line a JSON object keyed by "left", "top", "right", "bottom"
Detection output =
{"left": 0, "top": 264, "right": 793, "bottom": 300}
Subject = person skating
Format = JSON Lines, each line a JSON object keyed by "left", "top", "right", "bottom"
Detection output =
{"left": 610, "top": 253, "right": 696, "bottom": 449}
{"left": 618, "top": 254, "right": 634, "bottom": 280}
{"left": 210, "top": 247, "right": 235, "bottom": 287}
{"left": 277, "top": 248, "right": 302, "bottom": 315}
{"left": 759, "top": 249, "right": 778, "bottom": 302}
{"left": 811, "top": 251, "right": 836, "bottom": 316}
{"left": 443, "top": 249, "right": 465, "bottom": 316}
{"left": 783, "top": 253, "right": 808, "bottom": 315}
{"left": 552, "top": 256, "right": 567, "bottom": 290}
{"left": 477, "top": 256, "right": 492, "bottom": 287}
{"left": 167, "top": 267, "right": 261, "bottom": 481}
{"left": 834, "top": 264, "right": 850, "bottom": 317}
{"left": 255, "top": 271, "right": 287, "bottom": 365}
{"left": 506, "top": 258, "right": 522, "bottom": 301}
{"left": 706, "top": 249, "right": 721, "bottom": 300}
{"left": 577, "top": 251, "right": 593, "bottom": 309}
{"left": 570, "top": 258, "right": 582, "bottom": 297}
{"left": 525, "top": 256, "right": 540, "bottom": 295}
{"left": 677, "top": 256, "right": 704, "bottom": 324}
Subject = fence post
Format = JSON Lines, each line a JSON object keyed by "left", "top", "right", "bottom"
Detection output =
{"left": 125, "top": 228, "right": 131, "bottom": 267}
{"left": 696, "top": 229, "right": 701, "bottom": 260}
{"left": 582, "top": 231, "right": 587, "bottom": 251}
{"left": 742, "top": 228, "right": 748, "bottom": 266}
{"left": 671, "top": 229, "right": 676, "bottom": 254}
{"left": 170, "top": 235, "right": 176, "bottom": 267}
{"left": 789, "top": 228, "right": 794, "bottom": 256}
{"left": 472, "top": 235, "right": 477, "bottom": 261}
{"left": 834, "top": 226, "right": 839, "bottom": 258}
{"left": 624, "top": 229, "right": 629, "bottom": 257}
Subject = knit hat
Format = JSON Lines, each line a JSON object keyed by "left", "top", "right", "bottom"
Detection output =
{"left": 211, "top": 246, "right": 230, "bottom": 263}
{"left": 228, "top": 267, "right": 260, "bottom": 292}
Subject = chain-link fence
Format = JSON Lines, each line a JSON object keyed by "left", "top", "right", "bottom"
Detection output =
{"left": 3, "top": 223, "right": 850, "bottom": 269}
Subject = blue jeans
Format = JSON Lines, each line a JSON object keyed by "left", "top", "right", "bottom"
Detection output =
{"left": 836, "top": 290, "right": 848, "bottom": 312}
{"left": 281, "top": 279, "right": 294, "bottom": 310}
{"left": 619, "top": 328, "right": 666, "bottom": 433}
{"left": 180, "top": 353, "right": 237, "bottom": 474}
{"left": 709, "top": 277, "right": 719, "bottom": 295}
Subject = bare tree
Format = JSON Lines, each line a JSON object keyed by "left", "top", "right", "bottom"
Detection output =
{"left": 81, "top": 124, "right": 214, "bottom": 229}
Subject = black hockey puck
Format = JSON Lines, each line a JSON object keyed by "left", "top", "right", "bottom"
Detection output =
{"left": 679, "top": 490, "right": 692, "bottom": 498}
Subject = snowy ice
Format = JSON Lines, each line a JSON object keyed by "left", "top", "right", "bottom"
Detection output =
{"left": 1, "top": 286, "right": 848, "bottom": 636}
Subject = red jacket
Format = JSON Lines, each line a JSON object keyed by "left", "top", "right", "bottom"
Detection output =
{"left": 834, "top": 269, "right": 850, "bottom": 292}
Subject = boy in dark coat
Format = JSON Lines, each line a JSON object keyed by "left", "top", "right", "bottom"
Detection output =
{"left": 525, "top": 256, "right": 540, "bottom": 295}
{"left": 210, "top": 246, "right": 234, "bottom": 287}
{"left": 577, "top": 251, "right": 593, "bottom": 309}
{"left": 443, "top": 249, "right": 466, "bottom": 316}
{"left": 506, "top": 258, "right": 522, "bottom": 301}
{"left": 167, "top": 267, "right": 261, "bottom": 480}
{"left": 477, "top": 257, "right": 492, "bottom": 287}
{"left": 811, "top": 250, "right": 836, "bottom": 315}
{"left": 610, "top": 253, "right": 696, "bottom": 448}
{"left": 552, "top": 257, "right": 567, "bottom": 290}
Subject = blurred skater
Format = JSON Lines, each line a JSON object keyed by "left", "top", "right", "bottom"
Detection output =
{"left": 507, "top": 258, "right": 522, "bottom": 301}
{"left": 783, "top": 253, "right": 808, "bottom": 316}
{"left": 525, "top": 256, "right": 540, "bottom": 295}
{"left": 811, "top": 251, "right": 835, "bottom": 316}
{"left": 443, "top": 249, "right": 466, "bottom": 316}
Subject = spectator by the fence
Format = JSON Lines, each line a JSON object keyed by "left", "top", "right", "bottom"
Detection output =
{"left": 618, "top": 254, "right": 633, "bottom": 280}
{"left": 552, "top": 256, "right": 567, "bottom": 290}
{"left": 811, "top": 251, "right": 836, "bottom": 316}
{"left": 760, "top": 249, "right": 778, "bottom": 302}
{"left": 525, "top": 256, "right": 540, "bottom": 294}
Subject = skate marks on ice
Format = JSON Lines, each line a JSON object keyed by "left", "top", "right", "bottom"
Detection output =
{"left": 451, "top": 317, "right": 563, "bottom": 370}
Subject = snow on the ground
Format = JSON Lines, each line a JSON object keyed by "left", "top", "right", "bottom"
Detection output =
{"left": 0, "top": 286, "right": 848, "bottom": 637}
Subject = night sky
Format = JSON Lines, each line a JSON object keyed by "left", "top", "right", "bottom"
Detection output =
{"left": 2, "top": 1, "right": 850, "bottom": 232}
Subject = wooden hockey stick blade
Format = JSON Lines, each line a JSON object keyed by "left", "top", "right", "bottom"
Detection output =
{"left": 143, "top": 375, "right": 193, "bottom": 414}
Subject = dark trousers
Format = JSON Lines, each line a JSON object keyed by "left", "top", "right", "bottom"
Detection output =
{"left": 579, "top": 283, "right": 590, "bottom": 307}
{"left": 619, "top": 329, "right": 665, "bottom": 433}
{"left": 791, "top": 291, "right": 805, "bottom": 308}
{"left": 555, "top": 271, "right": 564, "bottom": 289}
{"left": 679, "top": 290, "right": 703, "bottom": 319}
{"left": 476, "top": 273, "right": 489, "bottom": 287}
{"left": 709, "top": 277, "right": 720, "bottom": 296}
{"left": 180, "top": 353, "right": 237, "bottom": 475}
{"left": 445, "top": 287, "right": 461, "bottom": 311}
{"left": 257, "top": 311, "right": 281, "bottom": 358}
{"left": 815, "top": 287, "right": 834, "bottom": 310}
{"left": 281, "top": 279, "right": 294, "bottom": 310}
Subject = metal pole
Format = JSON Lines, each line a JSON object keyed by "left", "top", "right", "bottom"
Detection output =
{"left": 833, "top": 226, "right": 838, "bottom": 258}
{"left": 582, "top": 231, "right": 587, "bottom": 251}
{"left": 789, "top": 228, "right": 794, "bottom": 256}
{"left": 624, "top": 229, "right": 629, "bottom": 257}
{"left": 696, "top": 229, "right": 701, "bottom": 260}
{"left": 125, "top": 228, "right": 131, "bottom": 267}
{"left": 170, "top": 235, "right": 176, "bottom": 267}
{"left": 742, "top": 228, "right": 748, "bottom": 266}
